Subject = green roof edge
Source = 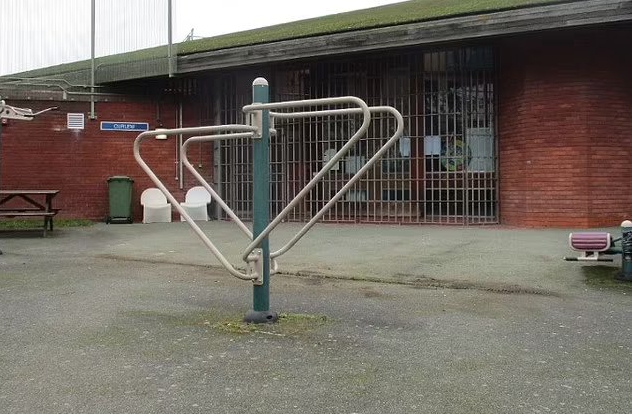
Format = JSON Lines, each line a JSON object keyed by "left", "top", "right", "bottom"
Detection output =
{"left": 9, "top": 0, "right": 576, "bottom": 79}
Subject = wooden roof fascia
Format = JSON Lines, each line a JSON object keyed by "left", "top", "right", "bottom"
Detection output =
{"left": 176, "top": 0, "right": 632, "bottom": 73}
{"left": 176, "top": 0, "right": 569, "bottom": 55}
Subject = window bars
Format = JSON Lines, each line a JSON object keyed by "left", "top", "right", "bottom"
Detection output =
{"left": 213, "top": 47, "right": 497, "bottom": 225}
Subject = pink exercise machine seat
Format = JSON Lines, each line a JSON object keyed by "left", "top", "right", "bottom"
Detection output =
{"left": 569, "top": 232, "right": 611, "bottom": 252}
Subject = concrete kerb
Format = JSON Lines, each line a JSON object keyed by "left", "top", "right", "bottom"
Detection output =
{"left": 1, "top": 221, "right": 625, "bottom": 295}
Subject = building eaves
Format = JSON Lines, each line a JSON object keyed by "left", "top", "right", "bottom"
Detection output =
{"left": 178, "top": 0, "right": 632, "bottom": 73}
{"left": 1, "top": 0, "right": 630, "bottom": 85}
{"left": 176, "top": 0, "right": 567, "bottom": 55}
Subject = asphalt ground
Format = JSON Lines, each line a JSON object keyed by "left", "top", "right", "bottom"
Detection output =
{"left": 0, "top": 222, "right": 630, "bottom": 413}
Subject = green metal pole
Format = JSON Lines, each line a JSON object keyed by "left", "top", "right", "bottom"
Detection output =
{"left": 245, "top": 78, "right": 278, "bottom": 323}
{"left": 252, "top": 78, "right": 270, "bottom": 311}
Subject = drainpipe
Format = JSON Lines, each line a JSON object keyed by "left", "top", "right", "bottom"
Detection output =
{"left": 168, "top": 0, "right": 174, "bottom": 78}
{"left": 90, "top": 0, "right": 96, "bottom": 119}
{"left": 621, "top": 220, "right": 632, "bottom": 281}
{"left": 213, "top": 80, "right": 222, "bottom": 220}
{"left": 178, "top": 102, "right": 184, "bottom": 189}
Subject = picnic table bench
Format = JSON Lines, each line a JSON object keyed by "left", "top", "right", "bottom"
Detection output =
{"left": 0, "top": 190, "right": 60, "bottom": 236}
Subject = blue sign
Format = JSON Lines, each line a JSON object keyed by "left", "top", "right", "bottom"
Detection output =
{"left": 100, "top": 121, "right": 149, "bottom": 132}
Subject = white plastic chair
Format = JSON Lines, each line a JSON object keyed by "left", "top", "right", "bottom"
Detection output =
{"left": 140, "top": 188, "right": 172, "bottom": 223}
{"left": 180, "top": 186, "right": 211, "bottom": 221}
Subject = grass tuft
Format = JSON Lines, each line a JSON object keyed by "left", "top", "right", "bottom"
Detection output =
{"left": 582, "top": 266, "right": 632, "bottom": 291}
{"left": 212, "top": 312, "right": 328, "bottom": 337}
{"left": 0, "top": 219, "right": 94, "bottom": 230}
{"left": 0, "top": 219, "right": 93, "bottom": 230}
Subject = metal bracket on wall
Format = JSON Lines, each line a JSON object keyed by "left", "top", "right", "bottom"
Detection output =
{"left": 0, "top": 100, "right": 57, "bottom": 120}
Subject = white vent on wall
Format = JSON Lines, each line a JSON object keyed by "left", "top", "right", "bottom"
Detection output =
{"left": 67, "top": 113, "right": 85, "bottom": 130}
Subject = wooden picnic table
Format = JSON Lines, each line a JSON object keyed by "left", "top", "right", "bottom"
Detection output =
{"left": 0, "top": 190, "right": 61, "bottom": 236}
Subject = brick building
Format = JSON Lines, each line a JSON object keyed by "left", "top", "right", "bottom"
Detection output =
{"left": 1, "top": 0, "right": 630, "bottom": 227}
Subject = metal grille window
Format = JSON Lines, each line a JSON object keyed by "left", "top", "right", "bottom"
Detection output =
{"left": 212, "top": 46, "right": 496, "bottom": 224}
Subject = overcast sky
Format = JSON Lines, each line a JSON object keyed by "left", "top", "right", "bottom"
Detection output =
{"left": 0, "top": 0, "right": 404, "bottom": 76}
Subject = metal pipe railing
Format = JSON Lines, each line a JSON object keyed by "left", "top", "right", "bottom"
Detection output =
{"left": 181, "top": 133, "right": 254, "bottom": 239}
{"left": 135, "top": 96, "right": 402, "bottom": 283}
{"left": 269, "top": 106, "right": 404, "bottom": 260}
{"left": 134, "top": 125, "right": 258, "bottom": 281}
{"left": 240, "top": 97, "right": 372, "bottom": 262}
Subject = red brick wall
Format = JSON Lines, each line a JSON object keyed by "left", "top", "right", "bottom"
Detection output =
{"left": 0, "top": 98, "right": 212, "bottom": 222}
{"left": 498, "top": 25, "right": 632, "bottom": 227}
{"left": 4, "top": 25, "right": 631, "bottom": 228}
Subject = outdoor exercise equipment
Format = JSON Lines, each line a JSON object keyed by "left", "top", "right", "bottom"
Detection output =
{"left": 0, "top": 98, "right": 57, "bottom": 255}
{"left": 0, "top": 99, "right": 57, "bottom": 120}
{"left": 134, "top": 78, "right": 404, "bottom": 323}
{"left": 564, "top": 220, "right": 632, "bottom": 281}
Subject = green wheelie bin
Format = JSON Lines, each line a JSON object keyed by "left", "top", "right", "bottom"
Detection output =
{"left": 106, "top": 176, "right": 134, "bottom": 223}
